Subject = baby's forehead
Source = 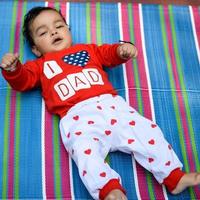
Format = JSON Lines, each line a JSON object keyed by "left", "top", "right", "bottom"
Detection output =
{"left": 30, "top": 10, "right": 65, "bottom": 32}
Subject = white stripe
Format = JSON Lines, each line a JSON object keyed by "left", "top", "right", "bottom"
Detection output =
{"left": 41, "top": 98, "right": 46, "bottom": 200}
{"left": 41, "top": 3, "right": 48, "bottom": 200}
{"left": 118, "top": 2, "right": 129, "bottom": 104}
{"left": 118, "top": 3, "right": 141, "bottom": 199}
{"left": 189, "top": 6, "right": 200, "bottom": 64}
{"left": 66, "top": 2, "right": 70, "bottom": 25}
{"left": 139, "top": 4, "right": 168, "bottom": 199}
{"left": 69, "top": 157, "right": 75, "bottom": 200}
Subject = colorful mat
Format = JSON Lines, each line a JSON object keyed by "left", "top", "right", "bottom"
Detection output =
{"left": 0, "top": 1, "right": 200, "bottom": 199}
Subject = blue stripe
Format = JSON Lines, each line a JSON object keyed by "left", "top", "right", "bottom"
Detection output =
{"left": 0, "top": 0, "right": 14, "bottom": 197}
{"left": 70, "top": 3, "right": 92, "bottom": 199}
{"left": 18, "top": 1, "right": 44, "bottom": 198}
{"left": 70, "top": 3, "right": 87, "bottom": 44}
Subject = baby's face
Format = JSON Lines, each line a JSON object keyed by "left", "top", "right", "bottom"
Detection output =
{"left": 30, "top": 10, "right": 72, "bottom": 56}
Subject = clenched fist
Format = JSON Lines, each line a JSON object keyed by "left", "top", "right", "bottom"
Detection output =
{"left": 1, "top": 53, "right": 19, "bottom": 72}
{"left": 117, "top": 43, "right": 138, "bottom": 60}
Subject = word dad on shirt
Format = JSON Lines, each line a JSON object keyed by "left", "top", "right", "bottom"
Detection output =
{"left": 43, "top": 61, "right": 104, "bottom": 101}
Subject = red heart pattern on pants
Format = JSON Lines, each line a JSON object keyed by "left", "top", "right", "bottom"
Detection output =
{"left": 84, "top": 149, "right": 91, "bottom": 155}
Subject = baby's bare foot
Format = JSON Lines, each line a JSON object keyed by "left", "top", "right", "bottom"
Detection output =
{"left": 171, "top": 173, "right": 200, "bottom": 194}
{"left": 104, "top": 189, "right": 127, "bottom": 200}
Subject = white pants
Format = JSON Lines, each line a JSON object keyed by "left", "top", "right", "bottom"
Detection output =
{"left": 60, "top": 94, "right": 182, "bottom": 199}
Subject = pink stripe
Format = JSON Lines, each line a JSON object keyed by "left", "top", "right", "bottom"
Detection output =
{"left": 60, "top": 140, "right": 71, "bottom": 198}
{"left": 121, "top": 3, "right": 150, "bottom": 199}
{"left": 45, "top": 110, "right": 55, "bottom": 198}
{"left": 48, "top": 2, "right": 54, "bottom": 8}
{"left": 60, "top": 0, "right": 66, "bottom": 20}
{"left": 7, "top": 92, "right": 16, "bottom": 198}
{"left": 121, "top": 3, "right": 138, "bottom": 109}
{"left": 164, "top": 5, "right": 196, "bottom": 170}
{"left": 192, "top": 6, "right": 200, "bottom": 48}
{"left": 91, "top": 2, "right": 97, "bottom": 44}
{"left": 8, "top": 1, "right": 23, "bottom": 197}
{"left": 43, "top": 3, "right": 56, "bottom": 198}
{"left": 132, "top": 4, "right": 165, "bottom": 199}
{"left": 58, "top": 3, "right": 72, "bottom": 198}
{"left": 132, "top": 4, "right": 152, "bottom": 119}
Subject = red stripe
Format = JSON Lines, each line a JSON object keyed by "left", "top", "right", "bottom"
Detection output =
{"left": 192, "top": 6, "right": 200, "bottom": 48}
{"left": 8, "top": 1, "right": 23, "bottom": 197}
{"left": 44, "top": 110, "right": 55, "bottom": 198}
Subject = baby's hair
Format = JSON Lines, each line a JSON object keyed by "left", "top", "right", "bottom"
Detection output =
{"left": 23, "top": 6, "right": 67, "bottom": 47}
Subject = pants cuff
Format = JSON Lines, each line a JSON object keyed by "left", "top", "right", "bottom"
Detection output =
{"left": 99, "top": 179, "right": 126, "bottom": 200}
{"left": 163, "top": 168, "right": 185, "bottom": 192}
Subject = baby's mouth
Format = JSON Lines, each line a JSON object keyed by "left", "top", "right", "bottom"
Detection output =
{"left": 52, "top": 37, "right": 62, "bottom": 44}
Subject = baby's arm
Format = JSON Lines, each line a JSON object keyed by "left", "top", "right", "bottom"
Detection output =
{"left": 1, "top": 53, "right": 19, "bottom": 72}
{"left": 117, "top": 43, "right": 138, "bottom": 60}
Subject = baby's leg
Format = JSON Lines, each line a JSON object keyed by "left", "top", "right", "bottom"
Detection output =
{"left": 171, "top": 172, "right": 200, "bottom": 194}
{"left": 70, "top": 137, "right": 126, "bottom": 199}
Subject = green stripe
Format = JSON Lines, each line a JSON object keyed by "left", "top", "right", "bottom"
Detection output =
{"left": 96, "top": 2, "right": 102, "bottom": 45}
{"left": 2, "top": 1, "right": 18, "bottom": 198}
{"left": 53, "top": 115, "right": 62, "bottom": 197}
{"left": 86, "top": 3, "right": 91, "bottom": 43}
{"left": 168, "top": 5, "right": 200, "bottom": 171}
{"left": 128, "top": 3, "right": 155, "bottom": 199}
{"left": 159, "top": 5, "right": 196, "bottom": 198}
{"left": 52, "top": 4, "right": 62, "bottom": 198}
{"left": 128, "top": 3, "right": 143, "bottom": 115}
{"left": 2, "top": 92, "right": 11, "bottom": 198}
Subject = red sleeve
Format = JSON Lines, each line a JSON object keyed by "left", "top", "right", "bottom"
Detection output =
{"left": 90, "top": 43, "right": 126, "bottom": 67}
{"left": 2, "top": 60, "right": 41, "bottom": 91}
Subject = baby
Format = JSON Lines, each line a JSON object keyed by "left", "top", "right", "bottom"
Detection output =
{"left": 1, "top": 6, "right": 200, "bottom": 200}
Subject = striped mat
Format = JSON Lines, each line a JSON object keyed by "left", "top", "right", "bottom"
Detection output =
{"left": 0, "top": 1, "right": 200, "bottom": 199}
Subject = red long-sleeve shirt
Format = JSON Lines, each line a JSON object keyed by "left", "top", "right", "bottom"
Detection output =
{"left": 2, "top": 43, "right": 125, "bottom": 118}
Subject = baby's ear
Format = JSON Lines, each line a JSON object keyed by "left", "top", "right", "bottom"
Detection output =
{"left": 31, "top": 46, "right": 42, "bottom": 57}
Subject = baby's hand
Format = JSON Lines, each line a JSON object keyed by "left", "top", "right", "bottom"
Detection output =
{"left": 1, "top": 53, "right": 19, "bottom": 72}
{"left": 117, "top": 43, "right": 138, "bottom": 60}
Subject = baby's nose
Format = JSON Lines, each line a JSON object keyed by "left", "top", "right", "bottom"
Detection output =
{"left": 51, "top": 29, "right": 58, "bottom": 36}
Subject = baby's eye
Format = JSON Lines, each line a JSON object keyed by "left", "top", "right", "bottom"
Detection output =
{"left": 56, "top": 25, "right": 64, "bottom": 29}
{"left": 39, "top": 31, "right": 47, "bottom": 36}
